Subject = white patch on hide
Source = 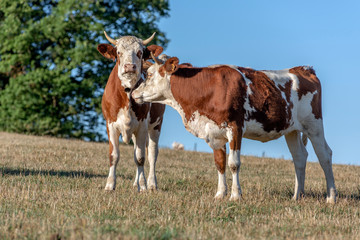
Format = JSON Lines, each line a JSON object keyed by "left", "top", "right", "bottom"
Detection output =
{"left": 185, "top": 111, "right": 228, "bottom": 149}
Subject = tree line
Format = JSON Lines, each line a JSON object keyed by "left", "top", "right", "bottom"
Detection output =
{"left": 0, "top": 0, "right": 169, "bottom": 141}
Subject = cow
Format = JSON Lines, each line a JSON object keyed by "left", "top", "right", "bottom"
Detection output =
{"left": 172, "top": 141, "right": 184, "bottom": 150}
{"left": 132, "top": 54, "right": 337, "bottom": 203}
{"left": 97, "top": 32, "right": 165, "bottom": 192}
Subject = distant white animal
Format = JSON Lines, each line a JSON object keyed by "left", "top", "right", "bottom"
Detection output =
{"left": 172, "top": 142, "right": 184, "bottom": 150}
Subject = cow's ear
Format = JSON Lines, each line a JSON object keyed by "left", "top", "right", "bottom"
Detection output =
{"left": 164, "top": 57, "right": 179, "bottom": 74}
{"left": 143, "top": 45, "right": 163, "bottom": 60}
{"left": 97, "top": 44, "right": 117, "bottom": 61}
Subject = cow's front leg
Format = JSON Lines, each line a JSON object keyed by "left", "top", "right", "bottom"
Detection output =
{"left": 213, "top": 146, "right": 227, "bottom": 199}
{"left": 147, "top": 128, "right": 161, "bottom": 190}
{"left": 228, "top": 129, "right": 243, "bottom": 201}
{"left": 105, "top": 124, "right": 120, "bottom": 191}
{"left": 133, "top": 125, "right": 148, "bottom": 192}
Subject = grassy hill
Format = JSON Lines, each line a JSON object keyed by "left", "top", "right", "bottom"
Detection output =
{"left": 0, "top": 132, "right": 359, "bottom": 239}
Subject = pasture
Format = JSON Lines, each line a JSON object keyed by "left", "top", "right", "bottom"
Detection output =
{"left": 0, "top": 132, "right": 359, "bottom": 239}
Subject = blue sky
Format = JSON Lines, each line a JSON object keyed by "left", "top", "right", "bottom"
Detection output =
{"left": 154, "top": 0, "right": 360, "bottom": 165}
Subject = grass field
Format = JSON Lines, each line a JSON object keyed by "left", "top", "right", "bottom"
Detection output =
{"left": 0, "top": 132, "right": 359, "bottom": 239}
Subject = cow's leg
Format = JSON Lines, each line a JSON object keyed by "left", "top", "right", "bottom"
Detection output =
{"left": 306, "top": 122, "right": 337, "bottom": 203}
{"left": 213, "top": 145, "right": 227, "bottom": 199}
{"left": 133, "top": 124, "right": 148, "bottom": 192}
{"left": 147, "top": 103, "right": 165, "bottom": 190}
{"left": 285, "top": 131, "right": 308, "bottom": 200}
{"left": 147, "top": 128, "right": 161, "bottom": 190}
{"left": 228, "top": 129, "right": 243, "bottom": 201}
{"left": 133, "top": 169, "right": 139, "bottom": 188}
{"left": 105, "top": 124, "right": 120, "bottom": 191}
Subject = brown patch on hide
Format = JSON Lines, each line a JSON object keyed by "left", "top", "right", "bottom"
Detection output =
{"left": 213, "top": 147, "right": 226, "bottom": 174}
{"left": 238, "top": 67, "right": 292, "bottom": 133}
{"left": 277, "top": 81, "right": 292, "bottom": 102}
{"left": 289, "top": 66, "right": 322, "bottom": 119}
{"left": 102, "top": 63, "right": 129, "bottom": 123}
{"left": 311, "top": 92, "right": 322, "bottom": 119}
{"left": 136, "top": 157, "right": 145, "bottom": 166}
{"left": 229, "top": 124, "right": 243, "bottom": 151}
{"left": 131, "top": 79, "right": 150, "bottom": 121}
{"left": 106, "top": 124, "right": 114, "bottom": 167}
{"left": 150, "top": 103, "right": 166, "bottom": 131}
{"left": 170, "top": 65, "right": 247, "bottom": 133}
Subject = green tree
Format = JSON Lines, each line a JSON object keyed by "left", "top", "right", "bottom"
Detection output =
{"left": 0, "top": 0, "right": 169, "bottom": 141}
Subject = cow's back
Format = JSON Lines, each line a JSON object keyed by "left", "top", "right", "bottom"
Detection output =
{"left": 238, "top": 66, "right": 321, "bottom": 142}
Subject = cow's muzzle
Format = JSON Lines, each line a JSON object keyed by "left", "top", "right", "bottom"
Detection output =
{"left": 124, "top": 64, "right": 136, "bottom": 74}
{"left": 131, "top": 91, "right": 144, "bottom": 104}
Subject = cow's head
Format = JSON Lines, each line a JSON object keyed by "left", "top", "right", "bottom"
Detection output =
{"left": 97, "top": 31, "right": 163, "bottom": 92}
{"left": 132, "top": 53, "right": 179, "bottom": 104}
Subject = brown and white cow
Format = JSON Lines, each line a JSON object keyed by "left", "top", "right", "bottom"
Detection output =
{"left": 97, "top": 32, "right": 165, "bottom": 192}
{"left": 132, "top": 55, "right": 337, "bottom": 203}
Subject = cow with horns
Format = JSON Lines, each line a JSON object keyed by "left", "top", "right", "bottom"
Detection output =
{"left": 97, "top": 32, "right": 165, "bottom": 192}
{"left": 132, "top": 53, "right": 337, "bottom": 203}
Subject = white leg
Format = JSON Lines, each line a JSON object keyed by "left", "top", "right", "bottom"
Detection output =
{"left": 285, "top": 131, "right": 308, "bottom": 200}
{"left": 105, "top": 124, "right": 120, "bottom": 191}
{"left": 307, "top": 124, "right": 337, "bottom": 203}
{"left": 215, "top": 171, "right": 227, "bottom": 199}
{"left": 228, "top": 149, "right": 242, "bottom": 201}
{"left": 133, "top": 168, "right": 139, "bottom": 188}
{"left": 133, "top": 124, "right": 148, "bottom": 192}
{"left": 147, "top": 129, "right": 160, "bottom": 190}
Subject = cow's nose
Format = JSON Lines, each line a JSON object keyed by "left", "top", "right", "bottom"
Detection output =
{"left": 124, "top": 64, "right": 136, "bottom": 73}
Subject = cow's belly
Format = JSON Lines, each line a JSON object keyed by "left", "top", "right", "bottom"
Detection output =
{"left": 184, "top": 111, "right": 228, "bottom": 149}
{"left": 243, "top": 119, "right": 295, "bottom": 142}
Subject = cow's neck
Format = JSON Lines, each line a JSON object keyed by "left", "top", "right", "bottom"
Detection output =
{"left": 168, "top": 67, "right": 219, "bottom": 124}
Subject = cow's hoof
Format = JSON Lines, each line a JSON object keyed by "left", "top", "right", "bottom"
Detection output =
{"left": 148, "top": 185, "right": 157, "bottom": 191}
{"left": 229, "top": 194, "right": 241, "bottom": 201}
{"left": 326, "top": 189, "right": 337, "bottom": 204}
{"left": 326, "top": 196, "right": 336, "bottom": 204}
{"left": 214, "top": 191, "right": 227, "bottom": 200}
{"left": 139, "top": 186, "right": 147, "bottom": 193}
{"left": 105, "top": 178, "right": 115, "bottom": 191}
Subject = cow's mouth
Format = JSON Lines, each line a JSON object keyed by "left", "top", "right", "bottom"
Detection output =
{"left": 132, "top": 95, "right": 144, "bottom": 104}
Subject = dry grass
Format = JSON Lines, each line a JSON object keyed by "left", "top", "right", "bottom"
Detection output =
{"left": 0, "top": 132, "right": 359, "bottom": 239}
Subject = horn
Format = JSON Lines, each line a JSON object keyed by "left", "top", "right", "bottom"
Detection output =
{"left": 142, "top": 32, "right": 156, "bottom": 45}
{"left": 150, "top": 51, "right": 162, "bottom": 65}
{"left": 104, "top": 31, "right": 117, "bottom": 45}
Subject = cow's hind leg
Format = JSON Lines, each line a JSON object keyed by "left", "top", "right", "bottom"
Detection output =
{"left": 213, "top": 146, "right": 227, "bottom": 199}
{"left": 306, "top": 122, "right": 337, "bottom": 203}
{"left": 285, "top": 131, "right": 308, "bottom": 200}
{"left": 147, "top": 128, "right": 161, "bottom": 190}
{"left": 228, "top": 128, "right": 243, "bottom": 201}
{"left": 105, "top": 124, "right": 120, "bottom": 191}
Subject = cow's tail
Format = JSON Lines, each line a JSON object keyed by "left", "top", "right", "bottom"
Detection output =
{"left": 302, "top": 133, "right": 308, "bottom": 147}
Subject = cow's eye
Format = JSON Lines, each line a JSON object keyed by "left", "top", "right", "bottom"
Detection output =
{"left": 137, "top": 50, "right": 142, "bottom": 59}
{"left": 147, "top": 73, "right": 153, "bottom": 79}
{"left": 117, "top": 51, "right": 123, "bottom": 57}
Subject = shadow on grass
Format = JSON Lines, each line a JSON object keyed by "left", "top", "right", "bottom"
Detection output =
{"left": 0, "top": 167, "right": 107, "bottom": 179}
{"left": 274, "top": 187, "right": 360, "bottom": 201}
